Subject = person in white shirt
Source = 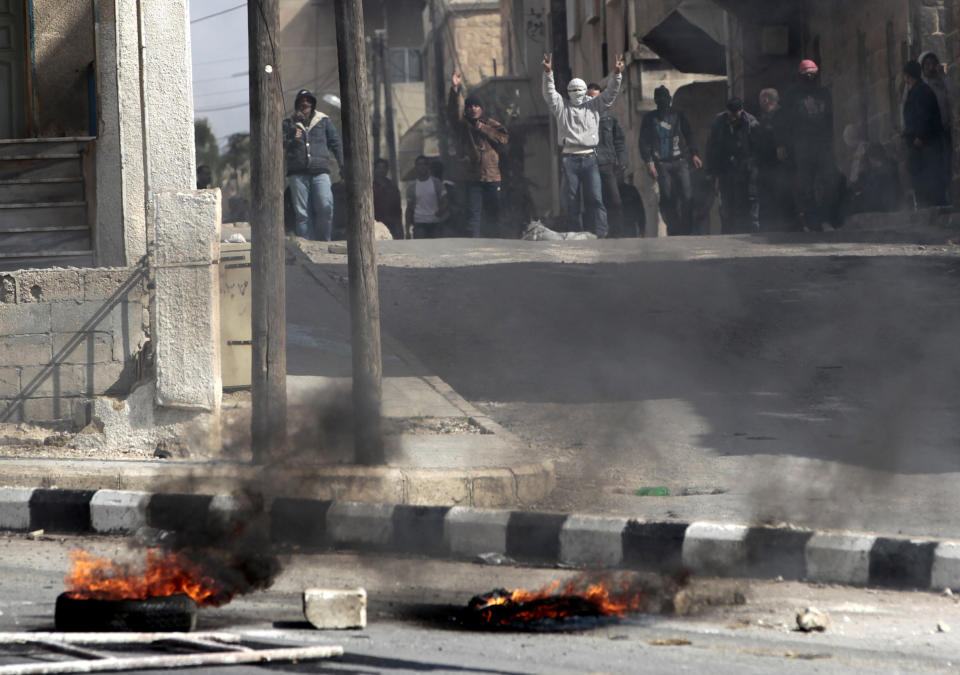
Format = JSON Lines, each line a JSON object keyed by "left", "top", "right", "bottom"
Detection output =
{"left": 405, "top": 155, "right": 448, "bottom": 239}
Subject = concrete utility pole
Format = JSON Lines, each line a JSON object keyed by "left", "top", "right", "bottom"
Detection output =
{"left": 334, "top": 0, "right": 385, "bottom": 465}
{"left": 248, "top": 0, "right": 287, "bottom": 461}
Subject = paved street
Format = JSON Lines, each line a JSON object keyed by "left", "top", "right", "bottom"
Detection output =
{"left": 1, "top": 534, "right": 959, "bottom": 673}
{"left": 302, "top": 229, "right": 960, "bottom": 538}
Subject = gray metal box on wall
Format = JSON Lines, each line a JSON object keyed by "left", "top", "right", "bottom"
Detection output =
{"left": 219, "top": 242, "right": 251, "bottom": 388}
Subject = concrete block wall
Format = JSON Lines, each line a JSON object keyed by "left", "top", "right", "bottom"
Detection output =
{"left": 0, "top": 267, "right": 149, "bottom": 424}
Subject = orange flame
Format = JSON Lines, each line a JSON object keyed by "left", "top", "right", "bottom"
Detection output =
{"left": 473, "top": 575, "right": 644, "bottom": 624}
{"left": 64, "top": 549, "right": 226, "bottom": 607}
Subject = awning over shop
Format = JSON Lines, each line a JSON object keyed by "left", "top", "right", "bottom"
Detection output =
{"left": 639, "top": 0, "right": 728, "bottom": 75}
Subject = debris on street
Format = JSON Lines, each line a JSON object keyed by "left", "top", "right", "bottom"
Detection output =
{"left": 796, "top": 606, "right": 831, "bottom": 632}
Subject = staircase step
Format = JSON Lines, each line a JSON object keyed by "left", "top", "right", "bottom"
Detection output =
{"left": 0, "top": 137, "right": 94, "bottom": 159}
{"left": 0, "top": 202, "right": 87, "bottom": 230}
{"left": 0, "top": 179, "right": 84, "bottom": 203}
{"left": 0, "top": 228, "right": 92, "bottom": 266}
{"left": 0, "top": 156, "right": 83, "bottom": 181}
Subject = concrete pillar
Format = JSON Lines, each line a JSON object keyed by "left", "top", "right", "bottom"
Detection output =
{"left": 93, "top": 0, "right": 146, "bottom": 267}
{"left": 139, "top": 2, "right": 218, "bottom": 420}
{"left": 152, "top": 190, "right": 222, "bottom": 413}
{"left": 140, "top": 0, "right": 196, "bottom": 192}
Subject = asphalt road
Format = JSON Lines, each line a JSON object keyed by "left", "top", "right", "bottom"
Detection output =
{"left": 2, "top": 534, "right": 959, "bottom": 674}
{"left": 302, "top": 232, "right": 960, "bottom": 538}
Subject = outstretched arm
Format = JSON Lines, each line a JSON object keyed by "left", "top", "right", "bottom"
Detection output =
{"left": 541, "top": 54, "right": 564, "bottom": 117}
{"left": 586, "top": 54, "right": 624, "bottom": 111}
{"left": 447, "top": 70, "right": 465, "bottom": 125}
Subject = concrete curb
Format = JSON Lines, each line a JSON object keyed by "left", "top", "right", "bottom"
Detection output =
{"left": 0, "top": 458, "right": 555, "bottom": 508}
{"left": 2, "top": 487, "right": 959, "bottom": 591}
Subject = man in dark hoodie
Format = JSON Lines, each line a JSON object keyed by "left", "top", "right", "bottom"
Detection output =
{"left": 448, "top": 71, "right": 509, "bottom": 238}
{"left": 781, "top": 60, "right": 838, "bottom": 230}
{"left": 903, "top": 59, "right": 947, "bottom": 207}
{"left": 282, "top": 89, "right": 344, "bottom": 241}
{"left": 586, "top": 82, "right": 627, "bottom": 237}
{"left": 920, "top": 51, "right": 956, "bottom": 202}
{"left": 638, "top": 85, "right": 702, "bottom": 236}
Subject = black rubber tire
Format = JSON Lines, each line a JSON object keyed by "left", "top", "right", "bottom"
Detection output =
{"left": 55, "top": 593, "right": 197, "bottom": 632}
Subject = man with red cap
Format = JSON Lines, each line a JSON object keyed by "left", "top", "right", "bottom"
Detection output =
{"left": 781, "top": 59, "right": 840, "bottom": 231}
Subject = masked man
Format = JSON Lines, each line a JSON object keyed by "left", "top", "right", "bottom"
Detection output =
{"left": 638, "top": 86, "right": 703, "bottom": 235}
{"left": 542, "top": 53, "right": 624, "bottom": 237}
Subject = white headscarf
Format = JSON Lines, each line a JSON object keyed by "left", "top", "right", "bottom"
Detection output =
{"left": 567, "top": 78, "right": 587, "bottom": 105}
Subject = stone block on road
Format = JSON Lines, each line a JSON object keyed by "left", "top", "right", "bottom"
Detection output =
{"left": 0, "top": 487, "right": 34, "bottom": 530}
{"left": 559, "top": 515, "right": 628, "bottom": 568}
{"left": 932, "top": 542, "right": 960, "bottom": 591}
{"left": 90, "top": 490, "right": 150, "bottom": 534}
{"left": 444, "top": 507, "right": 510, "bottom": 558}
{"left": 303, "top": 588, "right": 366, "bottom": 629}
{"left": 805, "top": 533, "right": 874, "bottom": 586}
{"left": 326, "top": 502, "right": 395, "bottom": 549}
{"left": 682, "top": 522, "right": 749, "bottom": 576}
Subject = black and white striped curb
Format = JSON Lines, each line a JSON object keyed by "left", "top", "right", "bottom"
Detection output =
{"left": 2, "top": 487, "right": 959, "bottom": 591}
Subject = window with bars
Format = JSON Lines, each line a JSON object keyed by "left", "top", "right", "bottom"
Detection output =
{"left": 389, "top": 48, "right": 424, "bottom": 83}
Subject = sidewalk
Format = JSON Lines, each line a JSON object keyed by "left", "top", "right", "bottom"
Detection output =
{"left": 0, "top": 238, "right": 553, "bottom": 507}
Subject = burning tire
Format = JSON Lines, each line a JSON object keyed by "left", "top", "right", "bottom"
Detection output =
{"left": 55, "top": 593, "right": 197, "bottom": 632}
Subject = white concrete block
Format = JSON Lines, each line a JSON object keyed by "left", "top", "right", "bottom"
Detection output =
{"left": 444, "top": 507, "right": 510, "bottom": 557}
{"left": 326, "top": 502, "right": 395, "bottom": 548}
{"left": 805, "top": 533, "right": 874, "bottom": 586}
{"left": 932, "top": 542, "right": 960, "bottom": 591}
{"left": 90, "top": 490, "right": 150, "bottom": 534}
{"left": 559, "top": 515, "right": 628, "bottom": 567}
{"left": 0, "top": 487, "right": 34, "bottom": 530}
{"left": 303, "top": 588, "right": 366, "bottom": 629}
{"left": 682, "top": 522, "right": 749, "bottom": 575}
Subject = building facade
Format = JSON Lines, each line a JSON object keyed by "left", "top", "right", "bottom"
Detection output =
{"left": 1, "top": 0, "right": 221, "bottom": 455}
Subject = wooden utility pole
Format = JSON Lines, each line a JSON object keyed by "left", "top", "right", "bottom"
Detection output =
{"left": 248, "top": 0, "right": 287, "bottom": 461}
{"left": 334, "top": 0, "right": 385, "bottom": 465}
{"left": 430, "top": 0, "right": 448, "bottom": 161}
{"left": 376, "top": 28, "right": 399, "bottom": 185}
{"left": 371, "top": 33, "right": 382, "bottom": 161}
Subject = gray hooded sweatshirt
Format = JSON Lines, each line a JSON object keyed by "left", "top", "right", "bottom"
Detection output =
{"left": 543, "top": 72, "right": 622, "bottom": 154}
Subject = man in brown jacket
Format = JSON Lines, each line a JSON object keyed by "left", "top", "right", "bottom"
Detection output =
{"left": 449, "top": 70, "right": 509, "bottom": 237}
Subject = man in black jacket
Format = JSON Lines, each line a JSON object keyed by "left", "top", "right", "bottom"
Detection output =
{"left": 706, "top": 98, "right": 759, "bottom": 234}
{"left": 586, "top": 83, "right": 627, "bottom": 237}
{"left": 903, "top": 60, "right": 947, "bottom": 207}
{"left": 755, "top": 88, "right": 793, "bottom": 231}
{"left": 638, "top": 86, "right": 703, "bottom": 236}
{"left": 282, "top": 89, "right": 344, "bottom": 241}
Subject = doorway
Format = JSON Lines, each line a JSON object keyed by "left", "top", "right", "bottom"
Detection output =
{"left": 0, "top": 0, "right": 26, "bottom": 138}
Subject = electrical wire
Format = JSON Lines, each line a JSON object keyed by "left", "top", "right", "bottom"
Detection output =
{"left": 191, "top": 3, "right": 245, "bottom": 24}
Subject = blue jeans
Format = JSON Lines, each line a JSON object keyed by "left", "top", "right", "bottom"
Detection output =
{"left": 562, "top": 153, "right": 606, "bottom": 236}
{"left": 289, "top": 173, "right": 333, "bottom": 241}
{"left": 466, "top": 181, "right": 501, "bottom": 237}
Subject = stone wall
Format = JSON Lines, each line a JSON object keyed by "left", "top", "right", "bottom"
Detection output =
{"left": 0, "top": 267, "right": 149, "bottom": 425}
{"left": 806, "top": 0, "right": 910, "bottom": 174}
{"left": 450, "top": 10, "right": 504, "bottom": 83}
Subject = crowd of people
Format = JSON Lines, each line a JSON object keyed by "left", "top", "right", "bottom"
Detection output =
{"left": 276, "top": 52, "right": 955, "bottom": 241}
